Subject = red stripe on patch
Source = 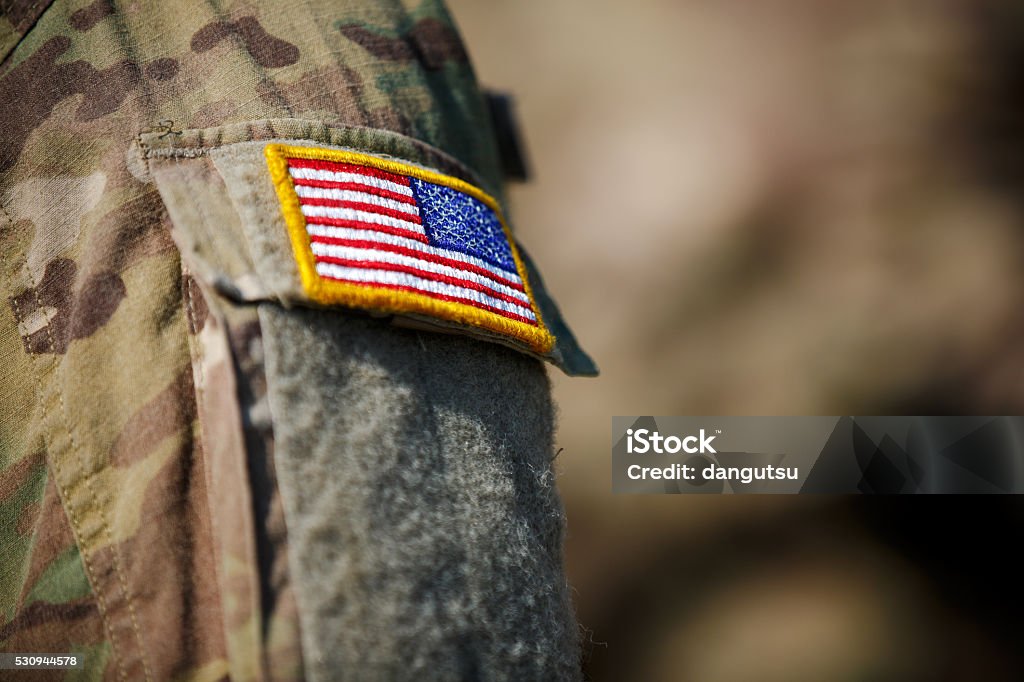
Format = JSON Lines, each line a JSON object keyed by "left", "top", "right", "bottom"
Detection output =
{"left": 291, "top": 178, "right": 417, "bottom": 204}
{"left": 286, "top": 158, "right": 411, "bottom": 186}
{"left": 309, "top": 235, "right": 524, "bottom": 291}
{"left": 300, "top": 199, "right": 422, "bottom": 224}
{"left": 303, "top": 218, "right": 429, "bottom": 243}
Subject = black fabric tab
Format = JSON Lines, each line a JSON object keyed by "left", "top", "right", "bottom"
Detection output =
{"left": 485, "top": 90, "right": 530, "bottom": 182}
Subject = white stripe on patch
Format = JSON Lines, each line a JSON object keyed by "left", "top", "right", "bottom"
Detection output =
{"left": 310, "top": 242, "right": 532, "bottom": 304}
{"left": 293, "top": 185, "right": 420, "bottom": 215}
{"left": 301, "top": 206, "right": 424, "bottom": 233}
{"left": 288, "top": 167, "right": 414, "bottom": 196}
{"left": 305, "top": 224, "right": 522, "bottom": 285}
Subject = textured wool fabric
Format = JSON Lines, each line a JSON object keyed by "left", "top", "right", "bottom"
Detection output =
{"left": 260, "top": 305, "right": 581, "bottom": 681}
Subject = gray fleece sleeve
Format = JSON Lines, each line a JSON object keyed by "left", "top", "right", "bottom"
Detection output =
{"left": 259, "top": 305, "right": 581, "bottom": 681}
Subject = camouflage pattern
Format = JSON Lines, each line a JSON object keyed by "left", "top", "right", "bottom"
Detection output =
{"left": 0, "top": 0, "right": 516, "bottom": 678}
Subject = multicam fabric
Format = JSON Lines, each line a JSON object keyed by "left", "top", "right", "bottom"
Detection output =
{"left": 0, "top": 1, "right": 593, "bottom": 679}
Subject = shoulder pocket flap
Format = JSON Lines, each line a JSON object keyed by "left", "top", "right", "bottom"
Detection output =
{"left": 139, "top": 119, "right": 597, "bottom": 376}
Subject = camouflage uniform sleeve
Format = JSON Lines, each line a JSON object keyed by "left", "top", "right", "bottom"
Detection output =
{"left": 1, "top": 1, "right": 584, "bottom": 680}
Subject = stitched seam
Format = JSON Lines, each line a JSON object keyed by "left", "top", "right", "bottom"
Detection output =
{"left": 10, "top": 210, "right": 151, "bottom": 682}
{"left": 41, "top": 257, "right": 150, "bottom": 682}
{"left": 176, "top": 155, "right": 208, "bottom": 516}
{"left": 109, "top": 132, "right": 158, "bottom": 682}
{"left": 183, "top": 270, "right": 217, "bottom": 597}
{"left": 182, "top": 275, "right": 207, "bottom": 436}
{"left": 183, "top": 276, "right": 238, "bottom": 675}
{"left": 1, "top": 200, "right": 128, "bottom": 682}
{"left": 178, "top": 152, "right": 247, "bottom": 617}
{"left": 136, "top": 130, "right": 157, "bottom": 188}
{"left": 142, "top": 147, "right": 211, "bottom": 160}
{"left": 136, "top": 120, "right": 488, "bottom": 190}
{"left": 182, "top": 272, "right": 207, "bottom": 431}
{"left": 177, "top": 155, "right": 233, "bottom": 674}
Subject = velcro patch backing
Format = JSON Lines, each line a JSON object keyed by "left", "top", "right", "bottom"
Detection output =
{"left": 265, "top": 144, "right": 554, "bottom": 354}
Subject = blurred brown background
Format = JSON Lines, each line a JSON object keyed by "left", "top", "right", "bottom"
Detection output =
{"left": 449, "top": 2, "right": 1024, "bottom": 680}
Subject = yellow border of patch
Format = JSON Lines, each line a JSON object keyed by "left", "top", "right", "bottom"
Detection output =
{"left": 264, "top": 143, "right": 555, "bottom": 354}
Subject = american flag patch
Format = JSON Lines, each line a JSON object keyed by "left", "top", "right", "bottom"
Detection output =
{"left": 264, "top": 144, "right": 554, "bottom": 354}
